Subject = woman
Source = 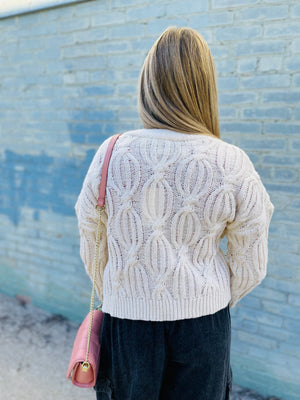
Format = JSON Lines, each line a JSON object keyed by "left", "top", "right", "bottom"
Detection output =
{"left": 75, "top": 27, "right": 274, "bottom": 400}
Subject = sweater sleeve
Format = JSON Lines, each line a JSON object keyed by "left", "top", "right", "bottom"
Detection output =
{"left": 74, "top": 137, "right": 111, "bottom": 302}
{"left": 225, "top": 150, "right": 275, "bottom": 309}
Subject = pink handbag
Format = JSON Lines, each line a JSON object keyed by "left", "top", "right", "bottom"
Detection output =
{"left": 66, "top": 133, "right": 122, "bottom": 388}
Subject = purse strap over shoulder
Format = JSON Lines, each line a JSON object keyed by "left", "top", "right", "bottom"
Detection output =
{"left": 97, "top": 133, "right": 122, "bottom": 208}
{"left": 83, "top": 133, "right": 122, "bottom": 368}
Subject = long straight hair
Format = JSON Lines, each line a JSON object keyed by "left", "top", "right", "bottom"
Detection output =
{"left": 138, "top": 27, "right": 220, "bottom": 139}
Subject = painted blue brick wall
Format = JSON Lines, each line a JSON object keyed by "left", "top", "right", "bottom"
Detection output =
{"left": 0, "top": 1, "right": 299, "bottom": 399}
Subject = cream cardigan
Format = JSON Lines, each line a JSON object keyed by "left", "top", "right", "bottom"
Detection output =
{"left": 75, "top": 128, "right": 274, "bottom": 321}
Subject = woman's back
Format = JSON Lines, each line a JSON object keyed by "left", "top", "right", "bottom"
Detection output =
{"left": 75, "top": 127, "right": 274, "bottom": 321}
{"left": 74, "top": 26, "right": 275, "bottom": 399}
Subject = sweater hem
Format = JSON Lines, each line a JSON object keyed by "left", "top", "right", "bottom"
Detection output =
{"left": 101, "top": 290, "right": 232, "bottom": 321}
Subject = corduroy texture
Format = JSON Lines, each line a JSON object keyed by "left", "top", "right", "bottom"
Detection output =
{"left": 75, "top": 128, "right": 274, "bottom": 321}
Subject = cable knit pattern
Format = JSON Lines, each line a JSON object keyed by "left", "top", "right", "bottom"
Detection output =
{"left": 75, "top": 128, "right": 274, "bottom": 321}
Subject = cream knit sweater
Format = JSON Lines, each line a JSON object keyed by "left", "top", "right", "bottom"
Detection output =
{"left": 75, "top": 128, "right": 274, "bottom": 321}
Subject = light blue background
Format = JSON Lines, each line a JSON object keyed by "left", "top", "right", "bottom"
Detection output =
{"left": 0, "top": 1, "right": 299, "bottom": 399}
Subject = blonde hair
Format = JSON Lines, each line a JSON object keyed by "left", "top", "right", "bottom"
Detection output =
{"left": 138, "top": 27, "right": 220, "bottom": 138}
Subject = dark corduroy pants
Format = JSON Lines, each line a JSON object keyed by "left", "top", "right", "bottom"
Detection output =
{"left": 94, "top": 303, "right": 233, "bottom": 400}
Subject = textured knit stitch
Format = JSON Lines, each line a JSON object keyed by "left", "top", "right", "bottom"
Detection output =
{"left": 75, "top": 128, "right": 275, "bottom": 321}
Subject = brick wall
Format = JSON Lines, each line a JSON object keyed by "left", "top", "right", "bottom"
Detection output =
{"left": 0, "top": 1, "right": 299, "bottom": 399}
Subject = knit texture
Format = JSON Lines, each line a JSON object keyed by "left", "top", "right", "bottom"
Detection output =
{"left": 75, "top": 128, "right": 274, "bottom": 321}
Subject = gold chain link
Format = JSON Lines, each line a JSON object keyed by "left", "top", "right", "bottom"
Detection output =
{"left": 83, "top": 204, "right": 106, "bottom": 368}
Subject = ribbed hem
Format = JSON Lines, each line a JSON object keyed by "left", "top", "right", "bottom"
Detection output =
{"left": 101, "top": 289, "right": 231, "bottom": 321}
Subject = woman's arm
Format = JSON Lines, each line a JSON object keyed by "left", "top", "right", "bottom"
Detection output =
{"left": 225, "top": 151, "right": 275, "bottom": 309}
{"left": 74, "top": 137, "right": 111, "bottom": 302}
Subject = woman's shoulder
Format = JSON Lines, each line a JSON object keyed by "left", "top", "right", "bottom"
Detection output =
{"left": 216, "top": 138, "right": 248, "bottom": 158}
{"left": 210, "top": 138, "right": 260, "bottom": 181}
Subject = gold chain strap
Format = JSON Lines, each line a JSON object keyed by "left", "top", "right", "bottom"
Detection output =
{"left": 82, "top": 204, "right": 106, "bottom": 371}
